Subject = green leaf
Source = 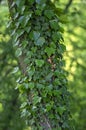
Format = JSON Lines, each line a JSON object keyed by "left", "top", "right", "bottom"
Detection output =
{"left": 12, "top": 67, "right": 19, "bottom": 73}
{"left": 14, "top": 40, "right": 20, "bottom": 47}
{"left": 46, "top": 72, "right": 53, "bottom": 81}
{"left": 28, "top": 82, "right": 35, "bottom": 89}
{"left": 47, "top": 84, "right": 53, "bottom": 90}
{"left": 35, "top": 0, "right": 46, "bottom": 4}
{"left": 36, "top": 83, "right": 44, "bottom": 89}
{"left": 22, "top": 40, "right": 28, "bottom": 48}
{"left": 57, "top": 106, "right": 66, "bottom": 115}
{"left": 46, "top": 101, "right": 54, "bottom": 111}
{"left": 35, "top": 59, "right": 44, "bottom": 67}
{"left": 54, "top": 69, "right": 60, "bottom": 76}
{"left": 27, "top": 66, "right": 35, "bottom": 77}
{"left": 59, "top": 44, "right": 66, "bottom": 53}
{"left": 25, "top": 26, "right": 31, "bottom": 33}
{"left": 20, "top": 102, "right": 27, "bottom": 109}
{"left": 52, "top": 32, "right": 62, "bottom": 42}
{"left": 26, "top": 51, "right": 33, "bottom": 58}
{"left": 29, "top": 31, "right": 33, "bottom": 40}
{"left": 53, "top": 90, "right": 61, "bottom": 96}
{"left": 31, "top": 47, "right": 37, "bottom": 53}
{"left": 17, "top": 29, "right": 24, "bottom": 38}
{"left": 54, "top": 78, "right": 60, "bottom": 85}
{"left": 29, "top": 0, "right": 35, "bottom": 5}
{"left": 33, "top": 31, "right": 40, "bottom": 41}
{"left": 35, "top": 0, "right": 41, "bottom": 3}
{"left": 46, "top": 104, "right": 52, "bottom": 111}
{"left": 44, "top": 10, "right": 54, "bottom": 19}
{"left": 35, "top": 37, "right": 45, "bottom": 46}
{"left": 15, "top": 0, "right": 25, "bottom": 8}
{"left": 18, "top": 14, "right": 32, "bottom": 27}
{"left": 24, "top": 83, "right": 29, "bottom": 89}
{"left": 57, "top": 128, "right": 62, "bottom": 130}
{"left": 33, "top": 96, "right": 41, "bottom": 105}
{"left": 24, "top": 14, "right": 32, "bottom": 26}
{"left": 44, "top": 47, "right": 55, "bottom": 57}
{"left": 62, "top": 122, "right": 69, "bottom": 128}
{"left": 50, "top": 20, "right": 59, "bottom": 30}
{"left": 15, "top": 48, "right": 22, "bottom": 57}
{"left": 50, "top": 42, "right": 56, "bottom": 48}
{"left": 35, "top": 9, "right": 41, "bottom": 16}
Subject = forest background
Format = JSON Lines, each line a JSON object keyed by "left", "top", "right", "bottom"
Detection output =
{"left": 0, "top": 0, "right": 86, "bottom": 130}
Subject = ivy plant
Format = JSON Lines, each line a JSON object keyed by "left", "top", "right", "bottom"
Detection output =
{"left": 7, "top": 0, "right": 73, "bottom": 129}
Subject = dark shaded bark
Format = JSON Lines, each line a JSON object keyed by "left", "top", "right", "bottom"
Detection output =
{"left": 64, "top": 0, "right": 73, "bottom": 13}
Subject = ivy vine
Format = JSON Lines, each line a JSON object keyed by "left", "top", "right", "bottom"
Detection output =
{"left": 8, "top": 0, "right": 73, "bottom": 130}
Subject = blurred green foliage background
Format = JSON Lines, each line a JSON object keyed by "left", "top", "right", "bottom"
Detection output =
{"left": 0, "top": 0, "right": 86, "bottom": 130}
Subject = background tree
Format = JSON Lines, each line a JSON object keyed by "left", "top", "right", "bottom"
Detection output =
{"left": 0, "top": 1, "right": 26, "bottom": 130}
{"left": 1, "top": 0, "right": 86, "bottom": 130}
{"left": 59, "top": 0, "right": 86, "bottom": 130}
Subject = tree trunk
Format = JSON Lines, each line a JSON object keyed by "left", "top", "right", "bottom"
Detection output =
{"left": 7, "top": 0, "right": 71, "bottom": 129}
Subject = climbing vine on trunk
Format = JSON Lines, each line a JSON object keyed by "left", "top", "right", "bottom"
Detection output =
{"left": 8, "top": 0, "right": 73, "bottom": 130}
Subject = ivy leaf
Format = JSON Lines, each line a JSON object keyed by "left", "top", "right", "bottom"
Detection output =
{"left": 29, "top": 0, "right": 35, "bottom": 5}
{"left": 45, "top": 72, "right": 53, "bottom": 81}
{"left": 25, "top": 26, "right": 31, "bottom": 33}
{"left": 26, "top": 51, "right": 33, "bottom": 58}
{"left": 53, "top": 90, "right": 61, "bottom": 96}
{"left": 35, "top": 9, "right": 42, "bottom": 16}
{"left": 15, "top": 48, "right": 22, "bottom": 57}
{"left": 44, "top": 47, "right": 55, "bottom": 57}
{"left": 31, "top": 47, "right": 37, "bottom": 53}
{"left": 22, "top": 40, "right": 28, "bottom": 48}
{"left": 36, "top": 83, "right": 44, "bottom": 89}
{"left": 35, "top": 0, "right": 46, "bottom": 4}
{"left": 29, "top": 31, "right": 33, "bottom": 40}
{"left": 24, "top": 83, "right": 29, "bottom": 89}
{"left": 14, "top": 12, "right": 19, "bottom": 20}
{"left": 12, "top": 67, "right": 19, "bottom": 74}
{"left": 50, "top": 42, "right": 56, "bottom": 48}
{"left": 57, "top": 128, "right": 62, "bottom": 130}
{"left": 20, "top": 102, "right": 27, "bottom": 109}
{"left": 59, "top": 44, "right": 66, "bottom": 53}
{"left": 35, "top": 59, "right": 44, "bottom": 67}
{"left": 27, "top": 66, "right": 35, "bottom": 77}
{"left": 33, "top": 96, "right": 41, "bottom": 105}
{"left": 35, "top": 37, "right": 45, "bottom": 46}
{"left": 44, "top": 10, "right": 54, "bottom": 19}
{"left": 18, "top": 14, "right": 32, "bottom": 27}
{"left": 57, "top": 106, "right": 66, "bottom": 116}
{"left": 46, "top": 103, "right": 52, "bottom": 111}
{"left": 15, "top": 0, "right": 24, "bottom": 7}
{"left": 21, "top": 108, "right": 31, "bottom": 117}
{"left": 52, "top": 32, "right": 62, "bottom": 42}
{"left": 54, "top": 78, "right": 61, "bottom": 85}
{"left": 54, "top": 69, "right": 60, "bottom": 76}
{"left": 50, "top": 20, "right": 59, "bottom": 30}
{"left": 23, "top": 14, "right": 32, "bottom": 26}
{"left": 47, "top": 84, "right": 53, "bottom": 90}
{"left": 62, "top": 122, "right": 69, "bottom": 128}
{"left": 46, "top": 101, "right": 54, "bottom": 111}
{"left": 33, "top": 31, "right": 40, "bottom": 41}
{"left": 17, "top": 29, "right": 24, "bottom": 38}
{"left": 28, "top": 82, "right": 35, "bottom": 89}
{"left": 35, "top": 0, "right": 41, "bottom": 3}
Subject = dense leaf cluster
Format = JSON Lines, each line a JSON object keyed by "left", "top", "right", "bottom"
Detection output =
{"left": 8, "top": 0, "right": 72, "bottom": 129}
